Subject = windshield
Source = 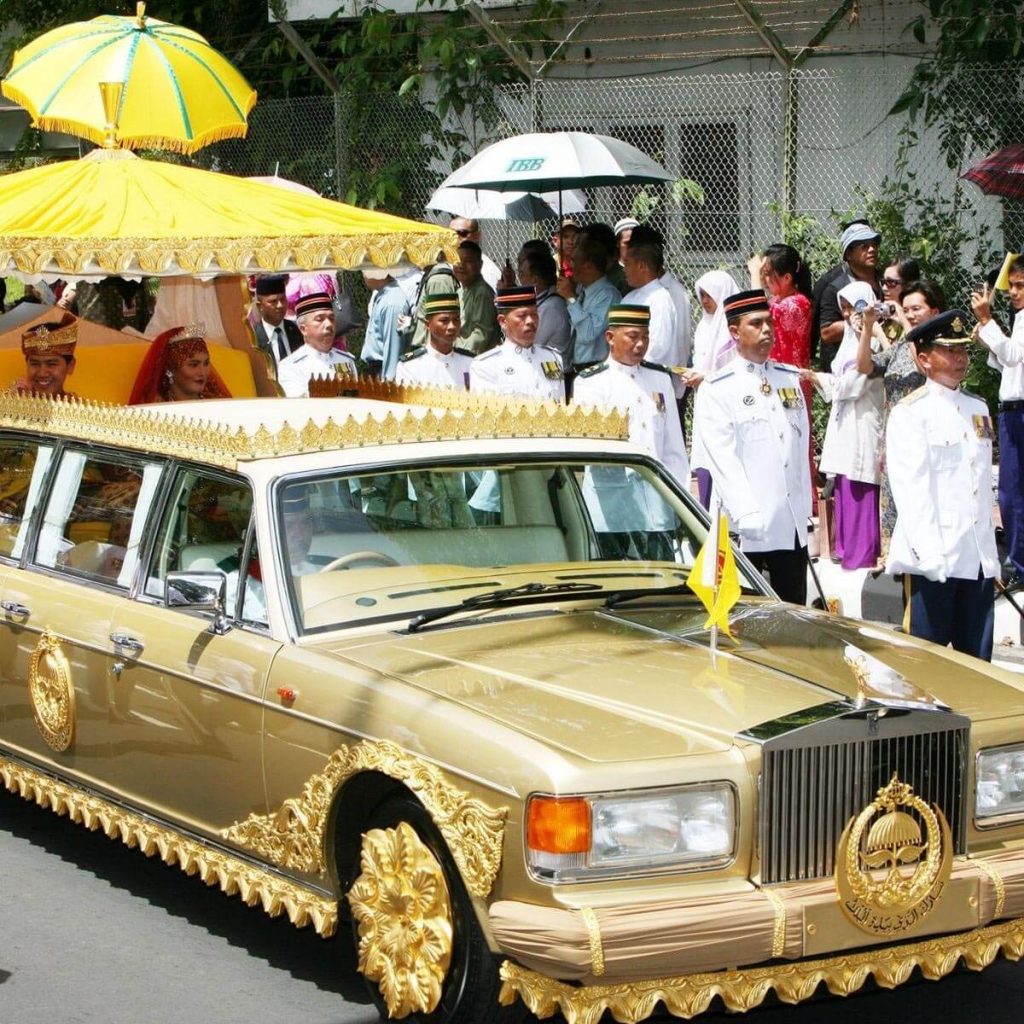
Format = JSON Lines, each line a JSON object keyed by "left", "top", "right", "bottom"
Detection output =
{"left": 273, "top": 458, "right": 764, "bottom": 634}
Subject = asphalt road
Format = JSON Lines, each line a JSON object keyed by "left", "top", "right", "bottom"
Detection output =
{"left": 3, "top": 785, "right": 1024, "bottom": 1024}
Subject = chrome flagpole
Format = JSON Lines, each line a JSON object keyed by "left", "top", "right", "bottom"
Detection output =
{"left": 703, "top": 494, "right": 722, "bottom": 668}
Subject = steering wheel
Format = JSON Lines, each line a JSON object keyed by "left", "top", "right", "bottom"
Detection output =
{"left": 319, "top": 550, "right": 400, "bottom": 572}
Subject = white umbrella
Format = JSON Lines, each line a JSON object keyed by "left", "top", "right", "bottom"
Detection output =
{"left": 437, "top": 131, "right": 673, "bottom": 193}
{"left": 426, "top": 185, "right": 586, "bottom": 222}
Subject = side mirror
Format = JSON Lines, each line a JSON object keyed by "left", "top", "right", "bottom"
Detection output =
{"left": 165, "top": 571, "right": 232, "bottom": 635}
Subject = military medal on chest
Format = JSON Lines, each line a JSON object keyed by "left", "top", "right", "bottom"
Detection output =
{"left": 760, "top": 378, "right": 772, "bottom": 396}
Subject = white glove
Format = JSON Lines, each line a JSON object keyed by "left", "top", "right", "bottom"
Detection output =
{"left": 737, "top": 511, "right": 766, "bottom": 542}
{"left": 918, "top": 557, "right": 948, "bottom": 584}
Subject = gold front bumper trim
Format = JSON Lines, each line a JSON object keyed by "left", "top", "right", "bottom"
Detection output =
{"left": 499, "top": 917, "right": 1024, "bottom": 1024}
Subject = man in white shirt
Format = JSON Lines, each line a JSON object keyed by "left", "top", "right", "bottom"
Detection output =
{"left": 622, "top": 225, "right": 680, "bottom": 374}
{"left": 972, "top": 257, "right": 1024, "bottom": 586}
{"left": 277, "top": 292, "right": 358, "bottom": 397}
{"left": 886, "top": 310, "right": 998, "bottom": 661}
{"left": 694, "top": 289, "right": 811, "bottom": 604}
{"left": 470, "top": 285, "right": 565, "bottom": 402}
{"left": 396, "top": 293, "right": 473, "bottom": 390}
{"left": 252, "top": 275, "right": 302, "bottom": 366}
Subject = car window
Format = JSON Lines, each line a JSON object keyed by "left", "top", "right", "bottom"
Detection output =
{"left": 144, "top": 469, "right": 263, "bottom": 626}
{"left": 35, "top": 450, "right": 163, "bottom": 588}
{"left": 0, "top": 437, "right": 53, "bottom": 561}
{"left": 273, "top": 459, "right": 759, "bottom": 634}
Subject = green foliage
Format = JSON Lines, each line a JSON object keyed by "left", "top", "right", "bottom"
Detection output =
{"left": 891, "top": 0, "right": 1024, "bottom": 168}
{"left": 767, "top": 202, "right": 843, "bottom": 278}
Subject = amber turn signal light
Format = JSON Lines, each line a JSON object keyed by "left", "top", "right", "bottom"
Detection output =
{"left": 527, "top": 796, "right": 591, "bottom": 853}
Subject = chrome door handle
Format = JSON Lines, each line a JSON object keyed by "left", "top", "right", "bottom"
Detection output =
{"left": 1, "top": 600, "right": 30, "bottom": 617}
{"left": 109, "top": 633, "right": 144, "bottom": 653}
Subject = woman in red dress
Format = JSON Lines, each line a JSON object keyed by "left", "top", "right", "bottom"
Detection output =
{"left": 757, "top": 243, "right": 816, "bottom": 504}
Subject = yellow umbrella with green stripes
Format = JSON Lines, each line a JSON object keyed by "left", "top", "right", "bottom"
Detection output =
{"left": 1, "top": 3, "right": 255, "bottom": 155}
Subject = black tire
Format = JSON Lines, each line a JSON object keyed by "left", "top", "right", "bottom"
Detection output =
{"left": 347, "top": 794, "right": 529, "bottom": 1024}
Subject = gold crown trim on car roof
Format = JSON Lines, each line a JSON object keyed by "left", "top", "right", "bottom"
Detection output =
{"left": 0, "top": 231, "right": 458, "bottom": 276}
{"left": 0, "top": 392, "right": 628, "bottom": 470}
{"left": 0, "top": 754, "right": 338, "bottom": 937}
{"left": 500, "top": 917, "right": 1024, "bottom": 1022}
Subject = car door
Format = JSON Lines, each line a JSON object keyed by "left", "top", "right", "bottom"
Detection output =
{"left": 0, "top": 443, "right": 164, "bottom": 791}
{"left": 105, "top": 466, "right": 281, "bottom": 836}
{"left": 0, "top": 433, "right": 56, "bottom": 735}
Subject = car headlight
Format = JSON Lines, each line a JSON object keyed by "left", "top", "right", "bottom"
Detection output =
{"left": 976, "top": 744, "right": 1024, "bottom": 826}
{"left": 526, "top": 783, "right": 736, "bottom": 881}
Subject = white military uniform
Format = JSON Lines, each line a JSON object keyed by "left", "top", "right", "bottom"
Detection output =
{"left": 469, "top": 339, "right": 565, "bottom": 401}
{"left": 574, "top": 358, "right": 689, "bottom": 532}
{"left": 277, "top": 344, "right": 358, "bottom": 397}
{"left": 885, "top": 381, "right": 999, "bottom": 581}
{"left": 395, "top": 342, "right": 473, "bottom": 390}
{"left": 574, "top": 359, "right": 689, "bottom": 487}
{"left": 694, "top": 357, "right": 811, "bottom": 552}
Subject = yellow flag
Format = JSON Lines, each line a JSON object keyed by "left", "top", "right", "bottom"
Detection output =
{"left": 687, "top": 505, "right": 741, "bottom": 639}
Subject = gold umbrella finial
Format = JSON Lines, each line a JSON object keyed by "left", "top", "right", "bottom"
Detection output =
{"left": 99, "top": 81, "right": 124, "bottom": 148}
{"left": 136, "top": 3, "right": 147, "bottom": 28}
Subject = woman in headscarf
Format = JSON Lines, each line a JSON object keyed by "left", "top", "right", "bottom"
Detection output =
{"left": 128, "top": 324, "right": 232, "bottom": 405}
{"left": 688, "top": 270, "right": 739, "bottom": 507}
{"left": 802, "top": 280, "right": 884, "bottom": 569}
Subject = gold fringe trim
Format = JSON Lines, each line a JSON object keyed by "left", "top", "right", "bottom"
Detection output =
{"left": 0, "top": 392, "right": 627, "bottom": 471}
{"left": 221, "top": 738, "right": 508, "bottom": 899}
{"left": 499, "top": 917, "right": 1024, "bottom": 1024}
{"left": 762, "top": 887, "right": 787, "bottom": 958}
{"left": 0, "top": 754, "right": 338, "bottom": 937}
{"left": 973, "top": 857, "right": 1007, "bottom": 919}
{"left": 0, "top": 231, "right": 457, "bottom": 275}
{"left": 580, "top": 907, "right": 606, "bottom": 978}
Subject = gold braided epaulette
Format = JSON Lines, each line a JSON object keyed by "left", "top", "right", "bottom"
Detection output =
{"left": 0, "top": 390, "right": 628, "bottom": 471}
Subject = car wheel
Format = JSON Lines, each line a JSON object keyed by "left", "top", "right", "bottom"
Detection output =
{"left": 346, "top": 795, "right": 528, "bottom": 1024}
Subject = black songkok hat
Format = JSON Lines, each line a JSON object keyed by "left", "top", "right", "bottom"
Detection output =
{"left": 495, "top": 285, "right": 537, "bottom": 311}
{"left": 255, "top": 274, "right": 289, "bottom": 296}
{"left": 723, "top": 289, "right": 770, "bottom": 321}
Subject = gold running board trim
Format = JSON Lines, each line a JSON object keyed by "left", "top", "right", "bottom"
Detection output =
{"left": 499, "top": 917, "right": 1024, "bottom": 1024}
{"left": 0, "top": 755, "right": 338, "bottom": 937}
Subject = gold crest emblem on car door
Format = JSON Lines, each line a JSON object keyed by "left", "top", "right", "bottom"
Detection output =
{"left": 28, "top": 629, "right": 75, "bottom": 752}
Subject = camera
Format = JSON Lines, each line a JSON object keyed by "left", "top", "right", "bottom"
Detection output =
{"left": 853, "top": 299, "right": 896, "bottom": 320}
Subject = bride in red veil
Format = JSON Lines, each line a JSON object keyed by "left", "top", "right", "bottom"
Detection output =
{"left": 128, "top": 324, "right": 232, "bottom": 405}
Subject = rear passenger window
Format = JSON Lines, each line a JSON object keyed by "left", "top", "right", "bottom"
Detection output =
{"left": 35, "top": 451, "right": 163, "bottom": 588}
{"left": 0, "top": 437, "right": 53, "bottom": 560}
{"left": 145, "top": 469, "right": 261, "bottom": 624}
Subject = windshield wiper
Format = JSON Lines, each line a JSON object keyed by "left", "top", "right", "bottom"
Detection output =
{"left": 406, "top": 582, "right": 604, "bottom": 632}
{"left": 603, "top": 583, "right": 694, "bottom": 608}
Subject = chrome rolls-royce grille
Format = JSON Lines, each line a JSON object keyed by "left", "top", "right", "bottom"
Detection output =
{"left": 750, "top": 705, "right": 969, "bottom": 885}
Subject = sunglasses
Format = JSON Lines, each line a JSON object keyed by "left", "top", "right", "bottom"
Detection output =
{"left": 454, "top": 228, "right": 474, "bottom": 238}
{"left": 882, "top": 277, "right": 902, "bottom": 288}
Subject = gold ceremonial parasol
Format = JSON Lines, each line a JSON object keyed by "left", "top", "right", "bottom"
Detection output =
{"left": 1, "top": 3, "right": 255, "bottom": 154}
{"left": 0, "top": 149, "right": 457, "bottom": 281}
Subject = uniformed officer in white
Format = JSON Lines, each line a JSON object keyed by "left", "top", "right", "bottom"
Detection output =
{"left": 886, "top": 310, "right": 998, "bottom": 661}
{"left": 693, "top": 289, "right": 811, "bottom": 603}
{"left": 469, "top": 285, "right": 565, "bottom": 401}
{"left": 395, "top": 293, "right": 473, "bottom": 390}
{"left": 574, "top": 303, "right": 689, "bottom": 559}
{"left": 277, "top": 291, "right": 358, "bottom": 397}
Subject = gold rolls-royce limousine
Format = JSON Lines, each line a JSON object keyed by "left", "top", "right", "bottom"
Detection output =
{"left": 2, "top": 387, "right": 1024, "bottom": 1024}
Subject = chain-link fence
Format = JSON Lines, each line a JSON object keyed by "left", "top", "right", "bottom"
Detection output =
{"left": 198, "top": 61, "right": 1022, "bottom": 314}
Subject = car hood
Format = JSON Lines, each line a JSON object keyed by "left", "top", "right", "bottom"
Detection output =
{"left": 324, "top": 601, "right": 1024, "bottom": 763}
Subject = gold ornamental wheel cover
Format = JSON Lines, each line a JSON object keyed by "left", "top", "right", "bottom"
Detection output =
{"left": 348, "top": 821, "right": 454, "bottom": 1017}
{"left": 28, "top": 630, "right": 75, "bottom": 752}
